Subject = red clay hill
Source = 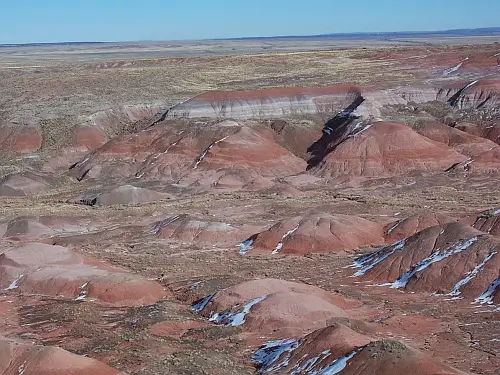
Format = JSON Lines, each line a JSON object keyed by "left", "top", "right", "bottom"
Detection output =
{"left": 308, "top": 122, "right": 467, "bottom": 179}
{"left": 1, "top": 242, "right": 166, "bottom": 306}
{"left": 352, "top": 222, "right": 499, "bottom": 302}
{"left": 0, "top": 338, "right": 122, "bottom": 375}
{"left": 239, "top": 214, "right": 384, "bottom": 256}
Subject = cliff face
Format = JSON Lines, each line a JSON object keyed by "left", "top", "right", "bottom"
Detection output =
{"left": 167, "top": 80, "right": 500, "bottom": 121}
{"left": 437, "top": 80, "right": 500, "bottom": 112}
{"left": 167, "top": 86, "right": 366, "bottom": 120}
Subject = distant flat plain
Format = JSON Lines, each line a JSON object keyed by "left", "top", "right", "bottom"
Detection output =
{"left": 0, "top": 35, "right": 499, "bottom": 65}
{"left": 0, "top": 34, "right": 498, "bottom": 129}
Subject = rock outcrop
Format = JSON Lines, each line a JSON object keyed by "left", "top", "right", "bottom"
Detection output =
{"left": 167, "top": 86, "right": 365, "bottom": 120}
{"left": 70, "top": 122, "right": 306, "bottom": 187}
{"left": 437, "top": 80, "right": 500, "bottom": 113}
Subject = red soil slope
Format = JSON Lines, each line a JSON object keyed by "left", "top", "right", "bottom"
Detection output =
{"left": 353, "top": 222, "right": 499, "bottom": 301}
{"left": 1, "top": 242, "right": 166, "bottom": 306}
{"left": 241, "top": 214, "right": 384, "bottom": 256}
{"left": 309, "top": 122, "right": 467, "bottom": 178}
{"left": 0, "top": 338, "right": 122, "bottom": 375}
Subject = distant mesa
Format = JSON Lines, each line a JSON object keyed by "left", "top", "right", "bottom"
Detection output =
{"left": 66, "top": 84, "right": 499, "bottom": 186}
{"left": 352, "top": 222, "right": 499, "bottom": 302}
{"left": 0, "top": 242, "right": 166, "bottom": 306}
{"left": 239, "top": 214, "right": 384, "bottom": 256}
{"left": 165, "top": 81, "right": 499, "bottom": 122}
{"left": 167, "top": 86, "right": 365, "bottom": 120}
{"left": 437, "top": 80, "right": 500, "bottom": 113}
{"left": 439, "top": 52, "right": 500, "bottom": 76}
{"left": 0, "top": 337, "right": 122, "bottom": 375}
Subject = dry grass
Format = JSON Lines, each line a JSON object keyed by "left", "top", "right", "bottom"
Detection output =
{"left": 0, "top": 49, "right": 420, "bottom": 125}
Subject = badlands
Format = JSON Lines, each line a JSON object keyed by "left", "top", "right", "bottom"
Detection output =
{"left": 0, "top": 37, "right": 499, "bottom": 375}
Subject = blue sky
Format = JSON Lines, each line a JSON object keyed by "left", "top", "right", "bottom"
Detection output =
{"left": 1, "top": 0, "right": 499, "bottom": 44}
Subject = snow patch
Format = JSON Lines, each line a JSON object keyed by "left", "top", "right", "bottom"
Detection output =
{"left": 163, "top": 140, "right": 179, "bottom": 154}
{"left": 352, "top": 124, "right": 371, "bottom": 136}
{"left": 193, "top": 136, "right": 229, "bottom": 169}
{"left": 290, "top": 350, "right": 331, "bottom": 375}
{"left": 253, "top": 338, "right": 362, "bottom": 375}
{"left": 463, "top": 80, "right": 479, "bottom": 90}
{"left": 443, "top": 62, "right": 463, "bottom": 76}
{"left": 253, "top": 339, "right": 299, "bottom": 372}
{"left": 209, "top": 295, "right": 266, "bottom": 326}
{"left": 351, "top": 239, "right": 406, "bottom": 277}
{"left": 308, "top": 348, "right": 362, "bottom": 375}
{"left": 346, "top": 122, "right": 371, "bottom": 138}
{"left": 390, "top": 237, "right": 479, "bottom": 289}
{"left": 18, "top": 360, "right": 27, "bottom": 375}
{"left": 339, "top": 108, "right": 354, "bottom": 118}
{"left": 475, "top": 278, "right": 500, "bottom": 305}
{"left": 75, "top": 281, "right": 89, "bottom": 301}
{"left": 5, "top": 274, "right": 24, "bottom": 290}
{"left": 448, "top": 251, "right": 497, "bottom": 297}
{"left": 191, "top": 294, "right": 214, "bottom": 312}
{"left": 77, "top": 156, "right": 90, "bottom": 166}
{"left": 273, "top": 225, "right": 300, "bottom": 254}
{"left": 188, "top": 280, "right": 203, "bottom": 290}
{"left": 323, "top": 127, "right": 333, "bottom": 136}
{"left": 385, "top": 218, "right": 406, "bottom": 235}
{"left": 238, "top": 238, "right": 254, "bottom": 254}
{"left": 150, "top": 215, "right": 180, "bottom": 234}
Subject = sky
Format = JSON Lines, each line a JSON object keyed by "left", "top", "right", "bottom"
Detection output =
{"left": 0, "top": 0, "right": 499, "bottom": 44}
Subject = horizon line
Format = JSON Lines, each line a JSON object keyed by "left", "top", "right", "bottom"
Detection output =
{"left": 1, "top": 25, "right": 499, "bottom": 47}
